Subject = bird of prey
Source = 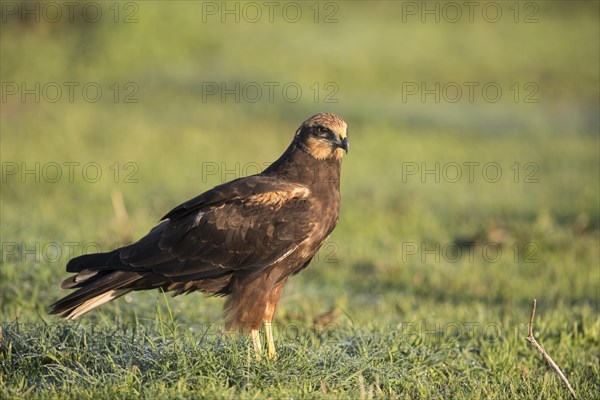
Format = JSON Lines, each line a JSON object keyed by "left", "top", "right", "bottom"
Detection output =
{"left": 49, "top": 113, "right": 349, "bottom": 360}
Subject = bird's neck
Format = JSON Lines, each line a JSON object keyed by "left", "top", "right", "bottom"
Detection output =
{"left": 264, "top": 144, "right": 342, "bottom": 188}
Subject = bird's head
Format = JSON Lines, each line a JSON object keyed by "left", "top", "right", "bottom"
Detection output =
{"left": 295, "top": 113, "right": 349, "bottom": 160}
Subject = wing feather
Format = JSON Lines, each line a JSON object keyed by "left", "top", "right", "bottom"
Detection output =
{"left": 116, "top": 176, "right": 313, "bottom": 281}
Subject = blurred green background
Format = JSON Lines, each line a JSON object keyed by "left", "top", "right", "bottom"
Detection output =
{"left": 1, "top": 0, "right": 598, "bottom": 327}
{"left": 0, "top": 1, "right": 599, "bottom": 397}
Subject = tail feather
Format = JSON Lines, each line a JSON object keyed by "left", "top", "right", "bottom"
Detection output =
{"left": 49, "top": 251, "right": 144, "bottom": 319}
{"left": 66, "top": 249, "right": 123, "bottom": 273}
{"left": 58, "top": 289, "right": 130, "bottom": 319}
{"left": 61, "top": 269, "right": 100, "bottom": 289}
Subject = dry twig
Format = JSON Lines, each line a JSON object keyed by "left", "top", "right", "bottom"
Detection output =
{"left": 525, "top": 299, "right": 577, "bottom": 399}
{"left": 111, "top": 188, "right": 133, "bottom": 243}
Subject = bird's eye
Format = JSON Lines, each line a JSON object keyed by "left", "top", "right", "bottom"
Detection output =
{"left": 315, "top": 126, "right": 330, "bottom": 137}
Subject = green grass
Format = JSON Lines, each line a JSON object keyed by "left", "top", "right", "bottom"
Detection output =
{"left": 2, "top": 310, "right": 598, "bottom": 399}
{"left": 1, "top": 1, "right": 599, "bottom": 399}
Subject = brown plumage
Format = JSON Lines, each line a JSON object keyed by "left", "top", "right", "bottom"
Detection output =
{"left": 49, "top": 113, "right": 349, "bottom": 359}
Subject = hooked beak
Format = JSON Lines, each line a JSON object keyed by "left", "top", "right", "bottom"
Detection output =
{"left": 337, "top": 136, "right": 349, "bottom": 153}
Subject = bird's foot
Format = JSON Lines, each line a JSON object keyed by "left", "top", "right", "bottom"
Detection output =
{"left": 251, "top": 324, "right": 277, "bottom": 361}
{"left": 265, "top": 322, "right": 277, "bottom": 360}
{"left": 251, "top": 329, "right": 262, "bottom": 361}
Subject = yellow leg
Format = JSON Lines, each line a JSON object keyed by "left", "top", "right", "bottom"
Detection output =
{"left": 251, "top": 329, "right": 262, "bottom": 360}
{"left": 265, "top": 322, "right": 277, "bottom": 360}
